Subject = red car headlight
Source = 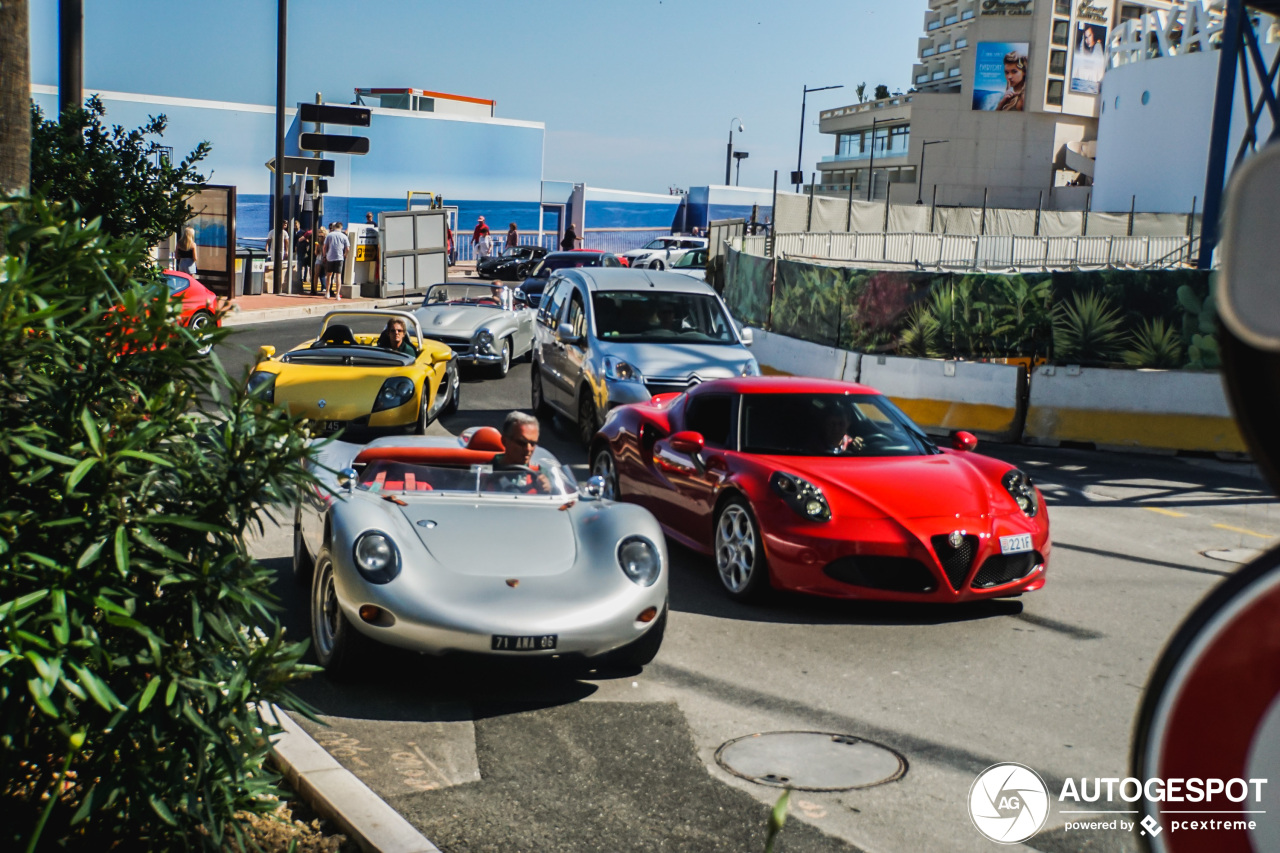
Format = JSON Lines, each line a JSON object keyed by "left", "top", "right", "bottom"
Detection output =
{"left": 771, "top": 472, "right": 832, "bottom": 522}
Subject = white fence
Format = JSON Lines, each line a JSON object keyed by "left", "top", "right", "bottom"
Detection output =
{"left": 761, "top": 231, "right": 1195, "bottom": 270}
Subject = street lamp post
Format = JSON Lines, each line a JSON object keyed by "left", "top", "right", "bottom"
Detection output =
{"left": 866, "top": 116, "right": 901, "bottom": 202}
{"left": 916, "top": 139, "right": 949, "bottom": 204}
{"left": 795, "top": 84, "right": 843, "bottom": 192}
{"left": 733, "top": 151, "right": 749, "bottom": 186}
{"left": 726, "top": 117, "right": 743, "bottom": 186}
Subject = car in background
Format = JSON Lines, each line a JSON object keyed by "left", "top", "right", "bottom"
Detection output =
{"left": 529, "top": 267, "right": 758, "bottom": 446}
{"left": 477, "top": 244, "right": 548, "bottom": 281}
{"left": 517, "top": 250, "right": 627, "bottom": 308}
{"left": 414, "top": 283, "right": 534, "bottom": 377}
{"left": 670, "top": 247, "right": 708, "bottom": 281}
{"left": 247, "top": 310, "right": 459, "bottom": 435}
{"left": 295, "top": 427, "right": 669, "bottom": 676}
{"left": 588, "top": 376, "right": 1050, "bottom": 604}
{"left": 622, "top": 236, "right": 708, "bottom": 271}
{"left": 163, "top": 270, "right": 220, "bottom": 354}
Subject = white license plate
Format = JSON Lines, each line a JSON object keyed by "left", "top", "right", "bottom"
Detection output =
{"left": 1000, "top": 533, "right": 1034, "bottom": 555}
{"left": 491, "top": 634, "right": 557, "bottom": 652}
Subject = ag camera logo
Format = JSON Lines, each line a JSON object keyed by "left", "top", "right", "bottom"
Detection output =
{"left": 969, "top": 763, "right": 1051, "bottom": 843}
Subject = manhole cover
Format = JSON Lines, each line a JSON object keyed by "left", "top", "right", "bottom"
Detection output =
{"left": 714, "top": 731, "right": 907, "bottom": 792}
{"left": 1203, "top": 548, "right": 1262, "bottom": 565}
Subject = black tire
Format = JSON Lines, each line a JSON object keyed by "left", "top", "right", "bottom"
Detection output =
{"left": 188, "top": 310, "right": 216, "bottom": 356}
{"left": 311, "top": 548, "right": 371, "bottom": 678}
{"left": 609, "top": 607, "right": 666, "bottom": 668}
{"left": 413, "top": 382, "right": 431, "bottom": 435}
{"left": 531, "top": 363, "right": 552, "bottom": 418}
{"left": 590, "top": 445, "right": 620, "bottom": 501}
{"left": 578, "top": 390, "right": 599, "bottom": 448}
{"left": 650, "top": 259, "right": 665, "bottom": 271}
{"left": 292, "top": 500, "right": 313, "bottom": 585}
{"left": 441, "top": 360, "right": 460, "bottom": 416}
{"left": 713, "top": 497, "right": 770, "bottom": 602}
{"left": 492, "top": 337, "right": 512, "bottom": 378}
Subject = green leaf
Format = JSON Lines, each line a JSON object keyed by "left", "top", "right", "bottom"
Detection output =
{"left": 1, "top": 589, "right": 50, "bottom": 617}
{"left": 67, "top": 457, "right": 98, "bottom": 490}
{"left": 77, "top": 538, "right": 107, "bottom": 568}
{"left": 80, "top": 407, "right": 103, "bottom": 456}
{"left": 71, "top": 663, "right": 124, "bottom": 711}
{"left": 10, "top": 436, "right": 77, "bottom": 467}
{"left": 113, "top": 525, "right": 129, "bottom": 576}
{"left": 138, "top": 676, "right": 162, "bottom": 712}
{"left": 116, "top": 450, "right": 173, "bottom": 467}
{"left": 164, "top": 679, "right": 179, "bottom": 706}
{"left": 131, "top": 527, "right": 185, "bottom": 562}
{"left": 148, "top": 794, "right": 177, "bottom": 826}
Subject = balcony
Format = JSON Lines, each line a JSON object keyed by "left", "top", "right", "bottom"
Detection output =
{"left": 922, "top": 46, "right": 936, "bottom": 57}
{"left": 945, "top": 14, "right": 958, "bottom": 24}
{"left": 961, "top": 8, "right": 975, "bottom": 20}
{"left": 916, "top": 73, "right": 930, "bottom": 84}
{"left": 819, "top": 95, "right": 915, "bottom": 121}
{"left": 938, "top": 42, "right": 952, "bottom": 53}
{"left": 948, "top": 67, "right": 961, "bottom": 77}
{"left": 932, "top": 70, "right": 946, "bottom": 80}
{"left": 956, "top": 37, "right": 968, "bottom": 48}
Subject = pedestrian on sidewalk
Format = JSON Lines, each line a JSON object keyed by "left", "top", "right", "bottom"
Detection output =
{"left": 296, "top": 223, "right": 314, "bottom": 289}
{"left": 506, "top": 222, "right": 519, "bottom": 251}
{"left": 472, "top": 216, "right": 492, "bottom": 265}
{"left": 560, "top": 223, "right": 580, "bottom": 251}
{"left": 313, "top": 226, "right": 328, "bottom": 290}
{"left": 323, "top": 222, "right": 350, "bottom": 299}
{"left": 365, "top": 211, "right": 376, "bottom": 226}
{"left": 174, "top": 227, "right": 198, "bottom": 275}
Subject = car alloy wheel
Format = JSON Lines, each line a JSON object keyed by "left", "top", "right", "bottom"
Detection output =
{"left": 494, "top": 338, "right": 511, "bottom": 378}
{"left": 715, "top": 500, "right": 767, "bottom": 600}
{"left": 578, "top": 392, "right": 598, "bottom": 448}
{"left": 650, "top": 259, "right": 665, "bottom": 271}
{"left": 442, "top": 360, "right": 460, "bottom": 416}
{"left": 591, "top": 449, "right": 619, "bottom": 500}
{"left": 188, "top": 310, "right": 215, "bottom": 356}
{"left": 310, "top": 550, "right": 368, "bottom": 676}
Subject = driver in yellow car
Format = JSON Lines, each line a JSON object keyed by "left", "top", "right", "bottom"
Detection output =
{"left": 378, "top": 317, "right": 418, "bottom": 357}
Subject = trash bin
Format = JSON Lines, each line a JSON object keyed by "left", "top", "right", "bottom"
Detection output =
{"left": 236, "top": 246, "right": 266, "bottom": 296}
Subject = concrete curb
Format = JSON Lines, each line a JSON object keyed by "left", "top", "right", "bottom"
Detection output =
{"left": 263, "top": 703, "right": 441, "bottom": 853}
{"left": 222, "top": 298, "right": 418, "bottom": 328}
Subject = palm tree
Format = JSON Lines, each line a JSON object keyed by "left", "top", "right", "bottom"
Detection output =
{"left": 855, "top": 82, "right": 867, "bottom": 104}
{"left": 0, "top": 0, "right": 30, "bottom": 196}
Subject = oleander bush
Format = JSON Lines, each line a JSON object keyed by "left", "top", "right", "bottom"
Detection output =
{"left": 0, "top": 195, "right": 316, "bottom": 851}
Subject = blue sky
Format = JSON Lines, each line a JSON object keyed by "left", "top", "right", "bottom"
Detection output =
{"left": 27, "top": 0, "right": 922, "bottom": 193}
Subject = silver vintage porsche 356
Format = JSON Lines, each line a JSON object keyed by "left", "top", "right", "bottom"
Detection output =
{"left": 294, "top": 426, "right": 669, "bottom": 676}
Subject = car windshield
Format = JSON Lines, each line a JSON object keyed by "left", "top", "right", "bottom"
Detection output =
{"left": 356, "top": 460, "right": 577, "bottom": 496}
{"left": 642, "top": 238, "right": 679, "bottom": 250}
{"left": 591, "top": 290, "right": 736, "bottom": 344}
{"left": 530, "top": 254, "right": 603, "bottom": 277}
{"left": 500, "top": 247, "right": 524, "bottom": 258}
{"left": 163, "top": 272, "right": 190, "bottom": 296}
{"left": 672, "top": 248, "right": 708, "bottom": 269}
{"left": 423, "top": 283, "right": 506, "bottom": 307}
{"left": 741, "top": 393, "right": 937, "bottom": 457}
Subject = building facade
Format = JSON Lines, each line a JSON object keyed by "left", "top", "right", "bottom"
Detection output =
{"left": 814, "top": 0, "right": 1171, "bottom": 210}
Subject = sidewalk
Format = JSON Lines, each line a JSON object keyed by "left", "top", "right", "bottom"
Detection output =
{"left": 222, "top": 262, "right": 480, "bottom": 327}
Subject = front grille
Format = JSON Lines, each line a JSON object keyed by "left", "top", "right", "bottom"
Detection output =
{"left": 931, "top": 534, "right": 979, "bottom": 591}
{"left": 823, "top": 556, "right": 938, "bottom": 593}
{"left": 645, "top": 382, "right": 690, "bottom": 397}
{"left": 432, "top": 339, "right": 470, "bottom": 355}
{"left": 972, "top": 551, "right": 1043, "bottom": 589}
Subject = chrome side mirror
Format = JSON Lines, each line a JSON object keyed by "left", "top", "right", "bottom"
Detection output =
{"left": 337, "top": 467, "right": 358, "bottom": 493}
{"left": 583, "top": 475, "right": 607, "bottom": 500}
{"left": 739, "top": 327, "right": 754, "bottom": 346}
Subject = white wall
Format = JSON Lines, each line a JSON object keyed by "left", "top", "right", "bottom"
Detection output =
{"left": 1093, "top": 44, "right": 1278, "bottom": 213}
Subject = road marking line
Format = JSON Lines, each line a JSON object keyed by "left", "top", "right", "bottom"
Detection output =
{"left": 1213, "top": 523, "right": 1277, "bottom": 540}
{"left": 1144, "top": 507, "right": 1188, "bottom": 518}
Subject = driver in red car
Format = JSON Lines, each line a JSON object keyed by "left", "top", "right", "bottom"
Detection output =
{"left": 816, "top": 405, "right": 871, "bottom": 455}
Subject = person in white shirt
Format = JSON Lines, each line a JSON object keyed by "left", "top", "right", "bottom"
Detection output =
{"left": 322, "top": 222, "right": 350, "bottom": 299}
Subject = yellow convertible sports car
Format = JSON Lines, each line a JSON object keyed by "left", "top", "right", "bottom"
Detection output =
{"left": 247, "top": 310, "right": 460, "bottom": 434}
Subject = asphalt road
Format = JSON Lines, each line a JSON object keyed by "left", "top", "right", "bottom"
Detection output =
{"left": 222, "top": 318, "right": 1280, "bottom": 853}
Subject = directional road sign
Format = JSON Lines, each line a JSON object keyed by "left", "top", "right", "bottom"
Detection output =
{"left": 265, "top": 156, "right": 335, "bottom": 177}
{"left": 299, "top": 133, "right": 370, "bottom": 155}
{"left": 298, "top": 103, "right": 371, "bottom": 127}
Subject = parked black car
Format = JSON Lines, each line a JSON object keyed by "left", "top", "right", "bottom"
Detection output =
{"left": 477, "top": 245, "right": 548, "bottom": 281}
{"left": 517, "top": 250, "right": 626, "bottom": 308}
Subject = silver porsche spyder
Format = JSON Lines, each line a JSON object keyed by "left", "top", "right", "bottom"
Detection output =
{"left": 413, "top": 283, "right": 535, "bottom": 377}
{"left": 293, "top": 427, "right": 669, "bottom": 676}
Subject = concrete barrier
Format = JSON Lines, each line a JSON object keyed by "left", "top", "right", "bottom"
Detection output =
{"left": 859, "top": 355, "right": 1025, "bottom": 442}
{"left": 747, "top": 328, "right": 854, "bottom": 381}
{"left": 1024, "top": 366, "right": 1246, "bottom": 453}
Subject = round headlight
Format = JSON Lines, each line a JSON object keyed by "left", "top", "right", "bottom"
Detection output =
{"left": 475, "top": 329, "right": 495, "bottom": 351}
{"left": 353, "top": 532, "right": 400, "bottom": 583}
{"left": 617, "top": 536, "right": 660, "bottom": 587}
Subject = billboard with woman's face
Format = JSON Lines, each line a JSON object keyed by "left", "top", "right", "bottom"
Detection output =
{"left": 972, "top": 42, "right": 1029, "bottom": 112}
{"left": 1070, "top": 23, "right": 1108, "bottom": 94}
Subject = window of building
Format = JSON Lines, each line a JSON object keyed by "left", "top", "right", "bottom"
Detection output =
{"left": 898, "top": 166, "right": 918, "bottom": 184}
{"left": 1050, "top": 50, "right": 1067, "bottom": 76}
{"left": 1047, "top": 79, "right": 1064, "bottom": 106}
{"left": 1052, "top": 20, "right": 1070, "bottom": 46}
{"left": 956, "top": 37, "right": 968, "bottom": 49}
{"left": 1055, "top": 0, "right": 1071, "bottom": 13}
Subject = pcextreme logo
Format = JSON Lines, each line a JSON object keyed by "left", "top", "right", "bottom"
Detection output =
{"left": 968, "top": 764, "right": 1270, "bottom": 844}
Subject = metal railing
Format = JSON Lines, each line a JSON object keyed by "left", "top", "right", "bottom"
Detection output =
{"left": 762, "top": 231, "right": 1199, "bottom": 271}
